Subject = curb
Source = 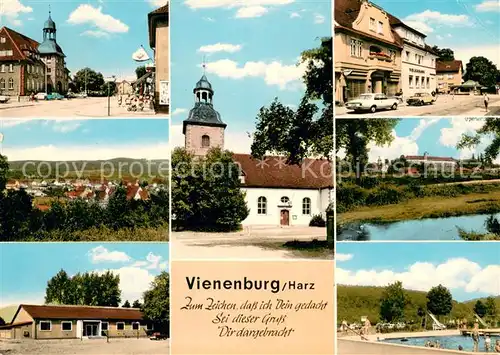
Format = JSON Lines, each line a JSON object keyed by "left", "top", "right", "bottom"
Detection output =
{"left": 0, "top": 104, "right": 35, "bottom": 110}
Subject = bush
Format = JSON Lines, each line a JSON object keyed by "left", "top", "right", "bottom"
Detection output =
{"left": 309, "top": 214, "right": 326, "bottom": 227}
{"left": 366, "top": 185, "right": 407, "bottom": 206}
{"left": 337, "top": 183, "right": 369, "bottom": 210}
{"left": 359, "top": 176, "right": 380, "bottom": 189}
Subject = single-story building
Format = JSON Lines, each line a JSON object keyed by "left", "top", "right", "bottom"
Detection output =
{"left": 0, "top": 304, "right": 152, "bottom": 340}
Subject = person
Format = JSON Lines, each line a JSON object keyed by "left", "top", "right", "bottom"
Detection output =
{"left": 458, "top": 345, "right": 464, "bottom": 351}
{"left": 484, "top": 93, "right": 489, "bottom": 111}
{"left": 485, "top": 335, "right": 491, "bottom": 352}
{"left": 472, "top": 321, "right": 480, "bottom": 352}
{"left": 495, "top": 339, "right": 500, "bottom": 352}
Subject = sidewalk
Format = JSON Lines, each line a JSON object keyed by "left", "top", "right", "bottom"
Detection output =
{"left": 0, "top": 101, "right": 35, "bottom": 110}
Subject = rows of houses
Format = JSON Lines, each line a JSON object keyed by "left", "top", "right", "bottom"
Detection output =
{"left": 0, "top": 305, "right": 152, "bottom": 340}
{"left": 334, "top": 0, "right": 467, "bottom": 103}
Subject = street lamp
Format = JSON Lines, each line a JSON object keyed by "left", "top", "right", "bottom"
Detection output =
{"left": 106, "top": 75, "right": 116, "bottom": 117}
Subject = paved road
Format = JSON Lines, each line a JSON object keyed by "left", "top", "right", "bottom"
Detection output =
{"left": 336, "top": 94, "right": 500, "bottom": 117}
{"left": 0, "top": 97, "right": 160, "bottom": 118}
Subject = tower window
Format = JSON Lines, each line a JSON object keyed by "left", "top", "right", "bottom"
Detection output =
{"left": 201, "top": 91, "right": 208, "bottom": 102}
{"left": 257, "top": 196, "right": 267, "bottom": 215}
{"left": 202, "top": 135, "right": 210, "bottom": 148}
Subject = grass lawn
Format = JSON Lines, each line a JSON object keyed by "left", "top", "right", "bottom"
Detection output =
{"left": 338, "top": 190, "right": 500, "bottom": 224}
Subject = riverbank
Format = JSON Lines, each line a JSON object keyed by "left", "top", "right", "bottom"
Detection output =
{"left": 338, "top": 191, "right": 500, "bottom": 225}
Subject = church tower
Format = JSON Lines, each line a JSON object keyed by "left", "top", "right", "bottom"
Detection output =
{"left": 183, "top": 73, "right": 226, "bottom": 156}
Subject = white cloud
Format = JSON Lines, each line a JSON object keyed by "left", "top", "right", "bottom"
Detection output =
{"left": 337, "top": 258, "right": 498, "bottom": 296}
{"left": 204, "top": 17, "right": 216, "bottom": 22}
{"left": 198, "top": 43, "right": 242, "bottom": 54}
{"left": 171, "top": 124, "right": 253, "bottom": 153}
{"left": 3, "top": 142, "right": 170, "bottom": 161}
{"left": 314, "top": 13, "right": 325, "bottom": 24}
{"left": 96, "top": 267, "right": 155, "bottom": 302}
{"left": 67, "top": 4, "right": 129, "bottom": 34}
{"left": 290, "top": 12, "right": 300, "bottom": 18}
{"left": 236, "top": 6, "right": 268, "bottom": 18}
{"left": 172, "top": 108, "right": 188, "bottom": 116}
{"left": 204, "top": 59, "right": 307, "bottom": 90}
{"left": 0, "top": 0, "right": 32, "bottom": 25}
{"left": 439, "top": 118, "right": 484, "bottom": 148}
{"left": 88, "top": 246, "right": 131, "bottom": 263}
{"left": 148, "top": 0, "right": 168, "bottom": 7}
{"left": 81, "top": 30, "right": 110, "bottom": 38}
{"left": 454, "top": 45, "right": 500, "bottom": 68}
{"left": 336, "top": 253, "right": 353, "bottom": 262}
{"left": 184, "top": 0, "right": 294, "bottom": 18}
{"left": 436, "top": 35, "right": 443, "bottom": 40}
{"left": 475, "top": 0, "right": 500, "bottom": 12}
{"left": 403, "top": 10, "right": 471, "bottom": 35}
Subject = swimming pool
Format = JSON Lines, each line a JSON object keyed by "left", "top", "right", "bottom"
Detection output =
{"left": 382, "top": 335, "right": 500, "bottom": 352}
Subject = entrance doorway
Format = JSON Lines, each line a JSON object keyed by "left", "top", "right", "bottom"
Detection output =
{"left": 280, "top": 210, "right": 290, "bottom": 226}
{"left": 83, "top": 321, "right": 99, "bottom": 337}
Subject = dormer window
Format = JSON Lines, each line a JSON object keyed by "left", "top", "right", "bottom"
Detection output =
{"left": 369, "top": 18, "right": 375, "bottom": 31}
{"left": 377, "top": 21, "right": 383, "bottom": 34}
{"left": 0, "top": 37, "right": 5, "bottom": 43}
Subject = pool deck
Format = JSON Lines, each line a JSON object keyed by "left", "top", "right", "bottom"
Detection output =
{"left": 341, "top": 329, "right": 461, "bottom": 341}
{"left": 460, "top": 328, "right": 500, "bottom": 336}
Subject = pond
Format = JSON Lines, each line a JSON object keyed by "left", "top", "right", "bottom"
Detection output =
{"left": 337, "top": 213, "right": 500, "bottom": 241}
{"left": 382, "top": 335, "right": 500, "bottom": 352}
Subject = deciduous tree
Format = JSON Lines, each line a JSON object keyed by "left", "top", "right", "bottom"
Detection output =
{"left": 379, "top": 281, "right": 407, "bottom": 322}
{"left": 427, "top": 285, "right": 453, "bottom": 317}
{"left": 474, "top": 300, "right": 487, "bottom": 318}
{"left": 463, "top": 56, "right": 500, "bottom": 87}
{"left": 142, "top": 271, "right": 169, "bottom": 332}
{"left": 122, "top": 300, "right": 131, "bottom": 308}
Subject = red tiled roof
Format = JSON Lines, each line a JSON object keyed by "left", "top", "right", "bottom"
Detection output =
{"left": 0, "top": 26, "right": 40, "bottom": 61}
{"left": 19, "top": 305, "right": 144, "bottom": 321}
{"left": 36, "top": 205, "right": 50, "bottom": 211}
{"left": 405, "top": 155, "right": 456, "bottom": 162}
{"left": 436, "top": 60, "right": 463, "bottom": 73}
{"left": 233, "top": 154, "right": 332, "bottom": 189}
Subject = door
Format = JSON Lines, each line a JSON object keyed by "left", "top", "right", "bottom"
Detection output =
{"left": 280, "top": 210, "right": 289, "bottom": 226}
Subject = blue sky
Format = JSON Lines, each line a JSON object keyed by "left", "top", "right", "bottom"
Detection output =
{"left": 368, "top": 0, "right": 500, "bottom": 67}
{"left": 170, "top": 0, "right": 331, "bottom": 152}
{"left": 0, "top": 119, "right": 169, "bottom": 161}
{"left": 0, "top": 243, "right": 169, "bottom": 307}
{"left": 343, "top": 117, "right": 493, "bottom": 163}
{"left": 336, "top": 242, "right": 500, "bottom": 302}
{"left": 2, "top": 0, "right": 165, "bottom": 80}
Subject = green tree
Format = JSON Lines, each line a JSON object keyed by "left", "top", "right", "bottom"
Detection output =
{"left": 474, "top": 300, "right": 487, "bottom": 318}
{"left": 485, "top": 297, "right": 497, "bottom": 318}
{"left": 427, "top": 285, "right": 453, "bottom": 317}
{"left": 457, "top": 118, "right": 500, "bottom": 164}
{"left": 0, "top": 154, "right": 8, "bottom": 191}
{"left": 379, "top": 281, "right": 407, "bottom": 322}
{"left": 45, "top": 269, "right": 75, "bottom": 305}
{"left": 463, "top": 56, "right": 499, "bottom": 87}
{"left": 171, "top": 147, "right": 249, "bottom": 231}
{"left": 250, "top": 37, "right": 332, "bottom": 164}
{"left": 132, "top": 300, "right": 142, "bottom": 308}
{"left": 136, "top": 66, "right": 147, "bottom": 79}
{"left": 73, "top": 68, "right": 105, "bottom": 93}
{"left": 0, "top": 189, "right": 36, "bottom": 240}
{"left": 431, "top": 46, "right": 455, "bottom": 61}
{"left": 122, "top": 300, "right": 131, "bottom": 308}
{"left": 142, "top": 271, "right": 169, "bottom": 332}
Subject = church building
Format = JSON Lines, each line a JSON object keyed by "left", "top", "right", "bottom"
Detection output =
{"left": 182, "top": 74, "right": 333, "bottom": 226}
{"left": 0, "top": 11, "right": 68, "bottom": 97}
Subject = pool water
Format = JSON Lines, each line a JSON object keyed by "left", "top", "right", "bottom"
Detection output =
{"left": 382, "top": 335, "right": 500, "bottom": 352}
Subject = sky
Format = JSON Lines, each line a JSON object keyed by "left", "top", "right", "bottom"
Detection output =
{"left": 0, "top": 118, "right": 169, "bottom": 161}
{"left": 369, "top": 0, "right": 500, "bottom": 67}
{"left": 337, "top": 117, "right": 496, "bottom": 163}
{"left": 336, "top": 242, "right": 500, "bottom": 302}
{"left": 0, "top": 243, "right": 169, "bottom": 307}
{"left": 170, "top": 0, "right": 331, "bottom": 153}
{"left": 1, "top": 0, "right": 166, "bottom": 81}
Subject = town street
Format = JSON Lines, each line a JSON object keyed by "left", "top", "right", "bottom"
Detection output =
{"left": 335, "top": 94, "right": 500, "bottom": 117}
{"left": 0, "top": 97, "right": 159, "bottom": 118}
{"left": 172, "top": 225, "right": 332, "bottom": 260}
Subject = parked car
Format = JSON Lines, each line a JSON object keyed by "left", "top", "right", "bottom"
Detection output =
{"left": 0, "top": 95, "right": 10, "bottom": 103}
{"left": 406, "top": 92, "right": 434, "bottom": 106}
{"left": 345, "top": 93, "right": 398, "bottom": 113}
{"left": 35, "top": 92, "right": 47, "bottom": 100}
{"left": 65, "top": 92, "right": 77, "bottom": 99}
{"left": 46, "top": 93, "right": 64, "bottom": 100}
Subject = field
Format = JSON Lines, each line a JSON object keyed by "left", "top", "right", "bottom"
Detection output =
{"left": 0, "top": 338, "right": 169, "bottom": 354}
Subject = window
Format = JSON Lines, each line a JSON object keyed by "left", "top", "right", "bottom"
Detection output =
{"left": 369, "top": 18, "right": 376, "bottom": 31}
{"left": 302, "top": 198, "right": 311, "bottom": 215}
{"left": 39, "top": 321, "right": 51, "bottom": 331}
{"left": 8, "top": 64, "right": 13, "bottom": 72}
{"left": 132, "top": 322, "right": 140, "bottom": 330}
{"left": 280, "top": 196, "right": 290, "bottom": 204}
{"left": 426, "top": 77, "right": 430, "bottom": 88}
{"left": 0, "top": 37, "right": 5, "bottom": 43}
{"left": 47, "top": 68, "right": 51, "bottom": 73}
{"left": 101, "top": 322, "right": 109, "bottom": 331}
{"left": 201, "top": 135, "right": 210, "bottom": 148}
{"left": 406, "top": 51, "right": 410, "bottom": 61}
{"left": 377, "top": 21, "right": 383, "bottom": 34}
{"left": 116, "top": 322, "right": 125, "bottom": 330}
{"left": 409, "top": 75, "right": 413, "bottom": 88}
{"left": 61, "top": 321, "right": 72, "bottom": 331}
{"left": 415, "top": 76, "right": 419, "bottom": 88}
{"left": 350, "top": 39, "right": 362, "bottom": 57}
{"left": 8, "top": 78, "right": 14, "bottom": 90}
{"left": 257, "top": 196, "right": 267, "bottom": 215}
{"left": 1, "top": 64, "right": 5, "bottom": 72}
{"left": 0, "top": 79, "right": 5, "bottom": 89}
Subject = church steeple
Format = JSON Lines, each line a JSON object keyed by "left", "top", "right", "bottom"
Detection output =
{"left": 39, "top": 8, "right": 65, "bottom": 57}
{"left": 43, "top": 8, "right": 56, "bottom": 41}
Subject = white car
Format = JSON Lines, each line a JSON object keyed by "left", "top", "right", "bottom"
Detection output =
{"left": 35, "top": 92, "right": 47, "bottom": 100}
{"left": 345, "top": 93, "right": 399, "bottom": 113}
{"left": 0, "top": 95, "right": 9, "bottom": 103}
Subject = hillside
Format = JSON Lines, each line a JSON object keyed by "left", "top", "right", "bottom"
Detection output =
{"left": 337, "top": 285, "right": 499, "bottom": 324}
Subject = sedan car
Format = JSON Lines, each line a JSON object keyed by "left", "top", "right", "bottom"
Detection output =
{"left": 345, "top": 93, "right": 398, "bottom": 113}
{"left": 35, "top": 92, "right": 47, "bottom": 100}
{"left": 0, "top": 95, "right": 10, "bottom": 103}
{"left": 406, "top": 92, "right": 434, "bottom": 106}
{"left": 46, "top": 93, "right": 64, "bottom": 100}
